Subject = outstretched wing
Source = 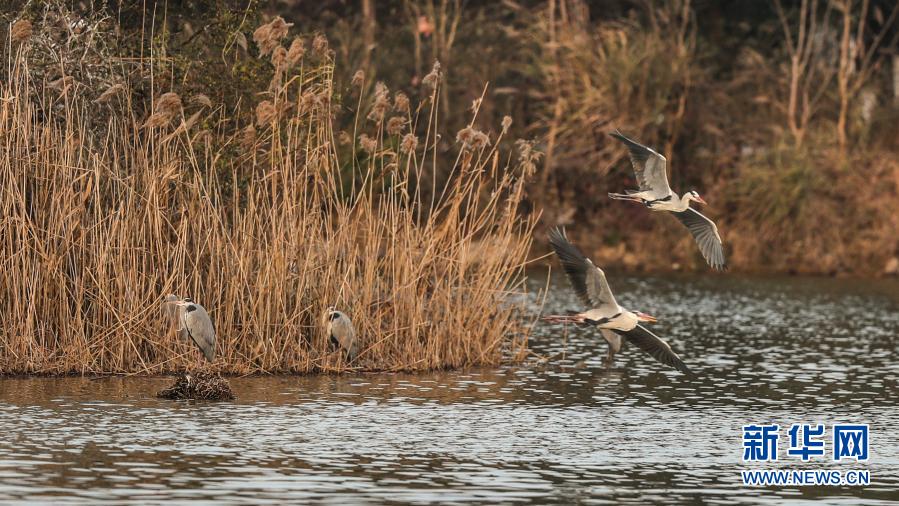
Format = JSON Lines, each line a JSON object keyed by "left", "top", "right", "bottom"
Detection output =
{"left": 671, "top": 207, "right": 727, "bottom": 271}
{"left": 617, "top": 324, "right": 693, "bottom": 375}
{"left": 547, "top": 228, "right": 617, "bottom": 309}
{"left": 609, "top": 130, "right": 671, "bottom": 197}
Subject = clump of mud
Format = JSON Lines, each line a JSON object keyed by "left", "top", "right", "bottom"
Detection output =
{"left": 157, "top": 370, "right": 235, "bottom": 401}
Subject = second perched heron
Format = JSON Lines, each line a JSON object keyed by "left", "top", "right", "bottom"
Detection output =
{"left": 168, "top": 297, "right": 216, "bottom": 365}
{"left": 326, "top": 308, "right": 359, "bottom": 361}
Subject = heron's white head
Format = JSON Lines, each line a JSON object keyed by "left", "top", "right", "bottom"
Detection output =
{"left": 326, "top": 307, "right": 341, "bottom": 321}
{"left": 686, "top": 190, "right": 707, "bottom": 205}
{"left": 174, "top": 297, "right": 197, "bottom": 309}
{"left": 634, "top": 311, "right": 658, "bottom": 324}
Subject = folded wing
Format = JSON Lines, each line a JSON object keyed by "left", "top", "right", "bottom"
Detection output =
{"left": 183, "top": 306, "right": 216, "bottom": 362}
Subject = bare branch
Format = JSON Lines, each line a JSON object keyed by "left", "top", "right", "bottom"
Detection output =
{"left": 773, "top": 0, "right": 796, "bottom": 56}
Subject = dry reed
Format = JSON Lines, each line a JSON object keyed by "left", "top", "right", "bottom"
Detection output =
{"left": 0, "top": 17, "right": 534, "bottom": 375}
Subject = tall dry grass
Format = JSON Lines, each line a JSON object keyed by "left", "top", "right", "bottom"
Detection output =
{"left": 0, "top": 14, "right": 535, "bottom": 374}
{"left": 243, "top": 0, "right": 899, "bottom": 274}
{"left": 534, "top": 0, "right": 696, "bottom": 178}
{"left": 523, "top": 0, "right": 899, "bottom": 275}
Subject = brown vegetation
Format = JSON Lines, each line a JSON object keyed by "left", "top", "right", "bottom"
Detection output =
{"left": 527, "top": 0, "right": 899, "bottom": 275}
{"left": 0, "top": 6, "right": 535, "bottom": 374}
{"left": 270, "top": 0, "right": 899, "bottom": 276}
{"left": 1, "top": 0, "right": 898, "bottom": 375}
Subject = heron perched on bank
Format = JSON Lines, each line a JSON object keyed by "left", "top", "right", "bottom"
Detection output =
{"left": 326, "top": 308, "right": 359, "bottom": 361}
{"left": 543, "top": 228, "right": 692, "bottom": 375}
{"left": 607, "top": 130, "right": 727, "bottom": 271}
{"left": 164, "top": 296, "right": 216, "bottom": 365}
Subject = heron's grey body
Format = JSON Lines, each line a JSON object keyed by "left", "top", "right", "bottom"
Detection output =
{"left": 607, "top": 130, "right": 727, "bottom": 271}
{"left": 179, "top": 299, "right": 216, "bottom": 362}
{"left": 327, "top": 309, "right": 359, "bottom": 360}
{"left": 544, "top": 228, "right": 692, "bottom": 375}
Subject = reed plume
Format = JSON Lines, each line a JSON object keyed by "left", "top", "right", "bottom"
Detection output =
{"left": 11, "top": 19, "right": 33, "bottom": 44}
{"left": 253, "top": 16, "right": 292, "bottom": 56}
{"left": 0, "top": 17, "right": 533, "bottom": 375}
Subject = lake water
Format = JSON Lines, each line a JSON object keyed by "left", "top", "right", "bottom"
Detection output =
{"left": 1, "top": 271, "right": 898, "bottom": 504}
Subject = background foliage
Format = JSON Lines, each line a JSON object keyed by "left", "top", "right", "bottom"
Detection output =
{"left": 3, "top": 0, "right": 898, "bottom": 278}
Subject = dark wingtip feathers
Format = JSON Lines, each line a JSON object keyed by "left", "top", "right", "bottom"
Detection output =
{"left": 674, "top": 358, "right": 695, "bottom": 377}
{"left": 547, "top": 228, "right": 586, "bottom": 266}
{"left": 679, "top": 365, "right": 697, "bottom": 378}
{"left": 608, "top": 129, "right": 635, "bottom": 146}
{"left": 608, "top": 129, "right": 625, "bottom": 140}
{"left": 547, "top": 226, "right": 567, "bottom": 244}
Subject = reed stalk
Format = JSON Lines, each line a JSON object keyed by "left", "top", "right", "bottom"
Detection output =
{"left": 0, "top": 14, "right": 535, "bottom": 375}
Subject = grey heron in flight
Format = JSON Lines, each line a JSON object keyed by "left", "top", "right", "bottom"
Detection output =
{"left": 542, "top": 228, "right": 692, "bottom": 375}
{"left": 326, "top": 308, "right": 359, "bottom": 361}
{"left": 607, "top": 130, "right": 726, "bottom": 271}
{"left": 166, "top": 297, "right": 216, "bottom": 365}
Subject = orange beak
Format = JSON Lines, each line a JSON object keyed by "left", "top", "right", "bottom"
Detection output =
{"left": 636, "top": 311, "right": 658, "bottom": 323}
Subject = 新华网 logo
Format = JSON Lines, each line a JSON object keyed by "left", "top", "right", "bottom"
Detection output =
{"left": 740, "top": 423, "right": 870, "bottom": 486}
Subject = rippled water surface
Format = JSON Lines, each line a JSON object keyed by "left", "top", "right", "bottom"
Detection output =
{"left": 2, "top": 272, "right": 898, "bottom": 504}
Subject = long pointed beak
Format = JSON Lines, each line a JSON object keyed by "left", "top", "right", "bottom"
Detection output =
{"left": 637, "top": 312, "right": 658, "bottom": 323}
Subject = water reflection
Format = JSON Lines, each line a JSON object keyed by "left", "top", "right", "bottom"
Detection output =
{"left": 1, "top": 271, "right": 898, "bottom": 504}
